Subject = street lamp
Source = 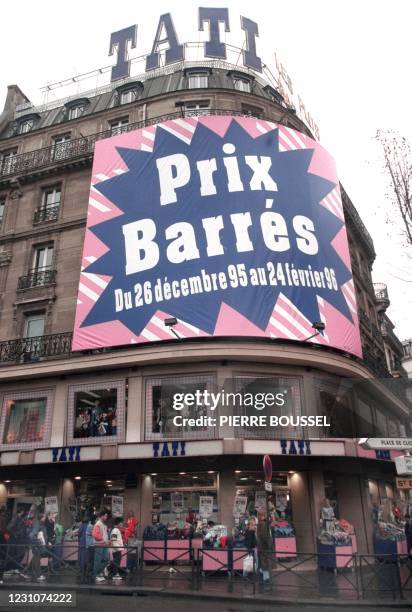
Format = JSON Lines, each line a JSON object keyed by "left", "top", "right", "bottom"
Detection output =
{"left": 164, "top": 317, "right": 182, "bottom": 340}
{"left": 304, "top": 321, "right": 326, "bottom": 342}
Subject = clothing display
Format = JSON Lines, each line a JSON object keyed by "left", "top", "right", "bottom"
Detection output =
{"left": 271, "top": 520, "right": 295, "bottom": 538}
{"left": 318, "top": 518, "right": 353, "bottom": 546}
{"left": 374, "top": 520, "right": 406, "bottom": 542}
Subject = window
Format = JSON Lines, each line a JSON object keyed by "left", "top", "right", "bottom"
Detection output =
{"left": 317, "top": 379, "right": 354, "bottom": 438}
{"left": 52, "top": 134, "right": 71, "bottom": 160}
{"left": 120, "top": 89, "right": 138, "bottom": 105}
{"left": 152, "top": 472, "right": 218, "bottom": 526}
{"left": 67, "top": 381, "right": 125, "bottom": 446}
{"left": 68, "top": 105, "right": 85, "bottom": 120}
{"left": 0, "top": 198, "right": 5, "bottom": 225}
{"left": 110, "top": 118, "right": 129, "bottom": 136}
{"left": 241, "top": 104, "right": 262, "bottom": 118}
{"left": 233, "top": 77, "right": 251, "bottom": 93}
{"left": 24, "top": 314, "right": 45, "bottom": 338}
{"left": 1, "top": 149, "right": 17, "bottom": 174}
{"left": 375, "top": 407, "right": 388, "bottom": 436}
{"left": 235, "top": 472, "right": 292, "bottom": 521}
{"left": 232, "top": 375, "right": 303, "bottom": 439}
{"left": 18, "top": 119, "right": 34, "bottom": 134}
{"left": 188, "top": 73, "right": 209, "bottom": 89}
{"left": 145, "top": 374, "right": 216, "bottom": 440}
{"left": 184, "top": 102, "right": 210, "bottom": 116}
{"left": 0, "top": 390, "right": 53, "bottom": 450}
{"left": 40, "top": 187, "right": 61, "bottom": 212}
{"left": 33, "top": 243, "right": 54, "bottom": 272}
{"left": 355, "top": 398, "right": 375, "bottom": 437}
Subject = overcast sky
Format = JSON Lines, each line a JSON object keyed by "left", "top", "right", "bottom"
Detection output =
{"left": 1, "top": 0, "right": 411, "bottom": 339}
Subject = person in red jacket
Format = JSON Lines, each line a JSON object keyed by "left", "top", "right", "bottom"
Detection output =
{"left": 124, "top": 511, "right": 138, "bottom": 543}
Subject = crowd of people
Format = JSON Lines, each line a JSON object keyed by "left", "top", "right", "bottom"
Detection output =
{"left": 0, "top": 505, "right": 138, "bottom": 584}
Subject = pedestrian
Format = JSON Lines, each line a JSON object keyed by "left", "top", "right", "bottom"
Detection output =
{"left": 53, "top": 517, "right": 64, "bottom": 571}
{"left": 30, "top": 513, "right": 49, "bottom": 582}
{"left": 92, "top": 509, "right": 110, "bottom": 583}
{"left": 7, "top": 509, "right": 28, "bottom": 574}
{"left": 405, "top": 514, "right": 412, "bottom": 557}
{"left": 243, "top": 517, "right": 257, "bottom": 577}
{"left": 78, "top": 515, "right": 89, "bottom": 582}
{"left": 256, "top": 512, "right": 272, "bottom": 583}
{"left": 110, "top": 517, "right": 124, "bottom": 580}
{"left": 85, "top": 516, "right": 95, "bottom": 582}
{"left": 0, "top": 507, "right": 8, "bottom": 584}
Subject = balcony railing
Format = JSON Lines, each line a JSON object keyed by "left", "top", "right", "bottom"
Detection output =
{"left": 0, "top": 332, "right": 72, "bottom": 363}
{"left": 33, "top": 205, "right": 60, "bottom": 224}
{"left": 17, "top": 268, "right": 56, "bottom": 290}
{"left": 0, "top": 109, "right": 264, "bottom": 181}
{"left": 359, "top": 309, "right": 372, "bottom": 331}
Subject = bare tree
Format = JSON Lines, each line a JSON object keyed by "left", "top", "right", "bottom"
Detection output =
{"left": 376, "top": 130, "right": 412, "bottom": 252}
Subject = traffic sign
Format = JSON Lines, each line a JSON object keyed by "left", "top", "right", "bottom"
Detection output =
{"left": 263, "top": 454, "right": 272, "bottom": 482}
{"left": 395, "top": 455, "right": 412, "bottom": 475}
{"left": 359, "top": 438, "right": 412, "bottom": 450}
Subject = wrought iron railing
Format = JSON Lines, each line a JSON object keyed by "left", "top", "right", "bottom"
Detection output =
{"left": 0, "top": 332, "right": 72, "bottom": 363}
{"left": 359, "top": 309, "right": 372, "bottom": 331}
{"left": 17, "top": 268, "right": 56, "bottom": 290}
{"left": 33, "top": 204, "right": 60, "bottom": 224}
{"left": 0, "top": 108, "right": 263, "bottom": 180}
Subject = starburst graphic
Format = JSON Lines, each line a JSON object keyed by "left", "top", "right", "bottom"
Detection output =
{"left": 74, "top": 117, "right": 360, "bottom": 354}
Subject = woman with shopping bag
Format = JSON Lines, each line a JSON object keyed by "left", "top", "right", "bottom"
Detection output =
{"left": 243, "top": 517, "right": 257, "bottom": 577}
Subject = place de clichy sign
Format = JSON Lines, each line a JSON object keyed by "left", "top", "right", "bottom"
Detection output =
{"left": 359, "top": 438, "right": 412, "bottom": 450}
{"left": 108, "top": 8, "right": 264, "bottom": 81}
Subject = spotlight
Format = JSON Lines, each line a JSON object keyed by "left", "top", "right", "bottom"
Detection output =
{"left": 164, "top": 317, "right": 182, "bottom": 340}
{"left": 304, "top": 321, "right": 326, "bottom": 341}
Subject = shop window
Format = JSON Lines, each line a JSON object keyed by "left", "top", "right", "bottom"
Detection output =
{"left": 231, "top": 375, "right": 303, "bottom": 439}
{"left": 109, "top": 117, "right": 129, "bottom": 136}
{"left": 72, "top": 475, "right": 127, "bottom": 522}
{"left": 374, "top": 407, "right": 388, "bottom": 436}
{"left": 145, "top": 374, "right": 217, "bottom": 441}
{"left": 316, "top": 379, "right": 355, "bottom": 437}
{"left": 67, "top": 380, "right": 125, "bottom": 446}
{"left": 151, "top": 472, "right": 217, "bottom": 525}
{"left": 188, "top": 73, "right": 209, "bottom": 89}
{"left": 5, "top": 479, "right": 48, "bottom": 516}
{"left": 235, "top": 471, "right": 292, "bottom": 521}
{"left": 355, "top": 398, "right": 375, "bottom": 437}
{"left": 0, "top": 390, "right": 53, "bottom": 451}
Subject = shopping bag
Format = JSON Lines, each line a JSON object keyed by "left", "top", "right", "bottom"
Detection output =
{"left": 243, "top": 554, "right": 254, "bottom": 574}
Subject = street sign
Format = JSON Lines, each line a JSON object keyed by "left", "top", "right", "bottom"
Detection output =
{"left": 396, "top": 477, "right": 412, "bottom": 490}
{"left": 395, "top": 455, "right": 412, "bottom": 475}
{"left": 263, "top": 454, "right": 272, "bottom": 482}
{"left": 264, "top": 481, "right": 273, "bottom": 493}
{"left": 359, "top": 438, "right": 412, "bottom": 450}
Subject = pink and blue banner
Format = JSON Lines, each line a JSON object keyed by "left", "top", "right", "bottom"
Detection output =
{"left": 72, "top": 115, "right": 361, "bottom": 357}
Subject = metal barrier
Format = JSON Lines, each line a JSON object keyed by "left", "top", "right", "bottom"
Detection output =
{"left": 0, "top": 543, "right": 410, "bottom": 600}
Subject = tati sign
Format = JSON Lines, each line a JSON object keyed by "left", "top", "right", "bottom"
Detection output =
{"left": 396, "top": 477, "right": 412, "bottom": 490}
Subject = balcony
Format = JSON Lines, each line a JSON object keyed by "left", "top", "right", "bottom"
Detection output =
{"left": 33, "top": 205, "right": 60, "bottom": 225}
{"left": 0, "top": 108, "right": 265, "bottom": 183}
{"left": 0, "top": 332, "right": 72, "bottom": 363}
{"left": 17, "top": 268, "right": 56, "bottom": 290}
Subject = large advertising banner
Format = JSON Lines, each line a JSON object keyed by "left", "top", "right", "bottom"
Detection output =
{"left": 73, "top": 115, "right": 361, "bottom": 357}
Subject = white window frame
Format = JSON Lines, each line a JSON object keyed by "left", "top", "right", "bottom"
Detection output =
{"left": 68, "top": 105, "right": 84, "bottom": 120}
{"left": 24, "top": 314, "right": 45, "bottom": 339}
{"left": 120, "top": 89, "right": 137, "bottom": 105}
{"left": 184, "top": 102, "right": 210, "bottom": 117}
{"left": 0, "top": 198, "right": 5, "bottom": 224}
{"left": 1, "top": 150, "right": 17, "bottom": 174}
{"left": 32, "top": 244, "right": 54, "bottom": 271}
{"left": 41, "top": 187, "right": 61, "bottom": 211}
{"left": 233, "top": 78, "right": 251, "bottom": 93}
{"left": 110, "top": 118, "right": 129, "bottom": 136}
{"left": 188, "top": 73, "right": 209, "bottom": 89}
{"left": 19, "top": 119, "right": 34, "bottom": 134}
{"left": 52, "top": 134, "right": 71, "bottom": 160}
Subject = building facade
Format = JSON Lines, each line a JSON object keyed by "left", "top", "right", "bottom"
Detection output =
{"left": 0, "top": 57, "right": 410, "bottom": 554}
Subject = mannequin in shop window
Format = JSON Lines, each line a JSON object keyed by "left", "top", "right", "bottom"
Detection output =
{"left": 320, "top": 498, "right": 335, "bottom": 532}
